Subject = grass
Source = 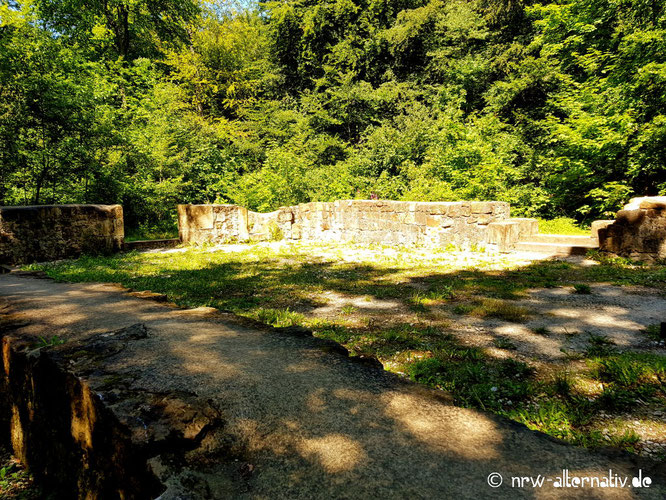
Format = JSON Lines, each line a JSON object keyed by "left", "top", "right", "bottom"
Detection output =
{"left": 551, "top": 371, "right": 574, "bottom": 397}
{"left": 33, "top": 335, "right": 67, "bottom": 349}
{"left": 407, "top": 287, "right": 454, "bottom": 312}
{"left": 643, "top": 323, "right": 666, "bottom": 342}
{"left": 572, "top": 283, "right": 592, "bottom": 294}
{"left": 471, "top": 298, "right": 531, "bottom": 322}
{"left": 537, "top": 217, "right": 590, "bottom": 236}
{"left": 250, "top": 308, "right": 305, "bottom": 327}
{"left": 492, "top": 337, "right": 518, "bottom": 350}
{"left": 405, "top": 349, "right": 534, "bottom": 411}
{"left": 124, "top": 222, "right": 179, "bottom": 242}
{"left": 29, "top": 241, "right": 666, "bottom": 459}
{"left": 0, "top": 448, "right": 41, "bottom": 499}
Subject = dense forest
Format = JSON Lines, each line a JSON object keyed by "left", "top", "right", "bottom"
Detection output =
{"left": 1, "top": 0, "right": 664, "bottom": 232}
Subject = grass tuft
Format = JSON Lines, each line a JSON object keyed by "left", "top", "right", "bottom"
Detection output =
{"left": 572, "top": 283, "right": 592, "bottom": 294}
{"left": 473, "top": 298, "right": 531, "bottom": 322}
{"left": 250, "top": 308, "right": 305, "bottom": 327}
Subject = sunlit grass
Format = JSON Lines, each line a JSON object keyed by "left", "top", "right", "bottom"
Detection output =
{"left": 30, "top": 241, "right": 666, "bottom": 458}
{"left": 537, "top": 217, "right": 590, "bottom": 235}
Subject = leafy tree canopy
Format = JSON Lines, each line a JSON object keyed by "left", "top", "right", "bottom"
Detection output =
{"left": 1, "top": 0, "right": 664, "bottom": 230}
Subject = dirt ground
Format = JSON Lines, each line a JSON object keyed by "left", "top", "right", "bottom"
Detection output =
{"left": 1, "top": 271, "right": 665, "bottom": 498}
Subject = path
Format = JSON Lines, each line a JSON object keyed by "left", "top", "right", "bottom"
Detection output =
{"left": 0, "top": 273, "right": 664, "bottom": 499}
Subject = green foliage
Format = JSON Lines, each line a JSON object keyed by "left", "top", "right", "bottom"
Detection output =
{"left": 572, "top": 283, "right": 592, "bottom": 294}
{"left": 34, "top": 335, "right": 67, "bottom": 348}
{"left": 537, "top": 218, "right": 589, "bottom": 236}
{"left": 643, "top": 323, "right": 666, "bottom": 342}
{"left": 406, "top": 354, "right": 534, "bottom": 411}
{"left": 2, "top": 0, "right": 666, "bottom": 229}
{"left": 251, "top": 308, "right": 305, "bottom": 327}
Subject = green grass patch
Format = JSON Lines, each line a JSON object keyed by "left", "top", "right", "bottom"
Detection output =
{"left": 643, "top": 323, "right": 666, "bottom": 342}
{"left": 572, "top": 283, "right": 592, "bottom": 294}
{"left": 588, "top": 352, "right": 666, "bottom": 388}
{"left": 537, "top": 217, "right": 590, "bottom": 236}
{"left": 472, "top": 298, "right": 531, "bottom": 322}
{"left": 406, "top": 352, "right": 534, "bottom": 411}
{"left": 492, "top": 337, "right": 517, "bottom": 350}
{"left": 29, "top": 242, "right": 666, "bottom": 458}
{"left": 250, "top": 308, "right": 305, "bottom": 327}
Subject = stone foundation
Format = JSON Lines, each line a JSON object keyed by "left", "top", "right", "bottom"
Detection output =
{"left": 598, "top": 197, "right": 666, "bottom": 262}
{"left": 0, "top": 205, "right": 124, "bottom": 265}
{"left": 178, "top": 200, "right": 512, "bottom": 248}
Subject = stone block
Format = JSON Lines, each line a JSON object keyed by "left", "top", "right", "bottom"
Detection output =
{"left": 487, "top": 221, "right": 520, "bottom": 252}
{"left": 277, "top": 209, "right": 294, "bottom": 223}
{"left": 425, "top": 216, "right": 442, "bottom": 228}
{"left": 599, "top": 197, "right": 666, "bottom": 261}
{"left": 476, "top": 214, "right": 492, "bottom": 225}
{"left": 591, "top": 220, "right": 614, "bottom": 240}
{"left": 190, "top": 205, "right": 215, "bottom": 230}
{"left": 444, "top": 204, "right": 462, "bottom": 217}
{"left": 471, "top": 202, "right": 493, "bottom": 214}
{"left": 509, "top": 218, "right": 539, "bottom": 238}
{"left": 616, "top": 209, "right": 645, "bottom": 226}
{"left": 639, "top": 197, "right": 666, "bottom": 211}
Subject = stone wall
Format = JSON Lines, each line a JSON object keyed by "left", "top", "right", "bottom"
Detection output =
{"left": 179, "top": 200, "right": 512, "bottom": 247}
{"left": 598, "top": 196, "right": 666, "bottom": 262}
{"left": 177, "top": 204, "right": 249, "bottom": 244}
{"left": 0, "top": 205, "right": 124, "bottom": 265}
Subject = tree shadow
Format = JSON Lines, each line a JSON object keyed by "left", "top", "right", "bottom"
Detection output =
{"left": 1, "top": 272, "right": 665, "bottom": 497}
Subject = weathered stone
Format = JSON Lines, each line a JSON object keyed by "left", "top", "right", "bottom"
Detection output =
{"left": 0, "top": 204, "right": 124, "bottom": 265}
{"left": 510, "top": 218, "right": 539, "bottom": 239}
{"left": 470, "top": 201, "right": 493, "bottom": 214}
{"left": 591, "top": 220, "right": 614, "bottom": 240}
{"left": 476, "top": 214, "right": 492, "bottom": 225}
{"left": 178, "top": 200, "right": 512, "bottom": 249}
{"left": 598, "top": 197, "right": 666, "bottom": 261}
{"left": 0, "top": 328, "right": 165, "bottom": 499}
{"left": 182, "top": 205, "right": 214, "bottom": 230}
{"left": 179, "top": 205, "right": 249, "bottom": 244}
{"left": 639, "top": 196, "right": 666, "bottom": 210}
{"left": 616, "top": 209, "right": 645, "bottom": 225}
{"left": 487, "top": 221, "right": 521, "bottom": 252}
{"left": 277, "top": 209, "right": 294, "bottom": 223}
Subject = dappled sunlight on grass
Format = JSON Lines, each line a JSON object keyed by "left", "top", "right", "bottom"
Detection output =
{"left": 33, "top": 241, "right": 666, "bottom": 459}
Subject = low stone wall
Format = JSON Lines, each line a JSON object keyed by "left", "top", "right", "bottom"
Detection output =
{"left": 179, "top": 200, "right": 512, "bottom": 247}
{"left": 177, "top": 204, "right": 249, "bottom": 244}
{"left": 0, "top": 205, "right": 124, "bottom": 265}
{"left": 598, "top": 197, "right": 666, "bottom": 262}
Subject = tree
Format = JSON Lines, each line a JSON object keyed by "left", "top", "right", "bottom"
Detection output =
{"left": 36, "top": 0, "right": 200, "bottom": 59}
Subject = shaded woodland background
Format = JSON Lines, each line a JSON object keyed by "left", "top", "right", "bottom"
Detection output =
{"left": 0, "top": 0, "right": 664, "bottom": 233}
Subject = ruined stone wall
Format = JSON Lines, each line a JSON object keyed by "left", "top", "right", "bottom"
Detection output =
{"left": 598, "top": 196, "right": 666, "bottom": 262}
{"left": 177, "top": 204, "right": 249, "bottom": 244}
{"left": 0, "top": 205, "right": 124, "bottom": 265}
{"left": 179, "top": 200, "right": 511, "bottom": 247}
